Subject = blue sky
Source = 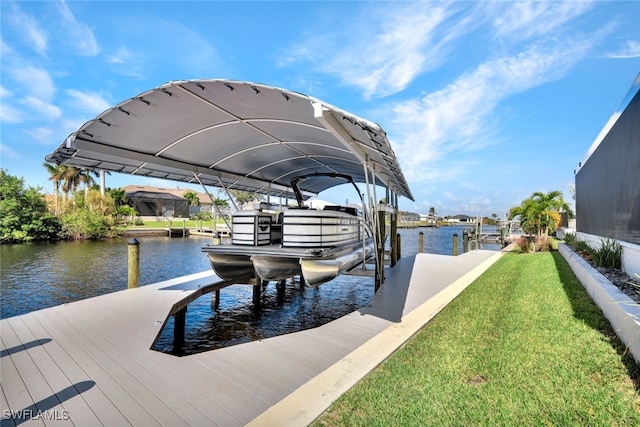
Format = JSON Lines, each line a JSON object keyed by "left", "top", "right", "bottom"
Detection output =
{"left": 1, "top": 0, "right": 639, "bottom": 218}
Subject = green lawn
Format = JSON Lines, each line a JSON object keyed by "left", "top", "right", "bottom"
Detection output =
{"left": 314, "top": 252, "right": 640, "bottom": 426}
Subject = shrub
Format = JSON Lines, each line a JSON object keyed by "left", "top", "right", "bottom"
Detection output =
{"left": 60, "top": 210, "right": 117, "bottom": 240}
{"left": 134, "top": 217, "right": 144, "bottom": 226}
{"left": 0, "top": 169, "right": 62, "bottom": 242}
{"left": 193, "top": 211, "right": 212, "bottom": 221}
{"left": 115, "top": 205, "right": 137, "bottom": 224}
{"left": 535, "top": 235, "right": 551, "bottom": 252}
{"left": 592, "top": 237, "right": 622, "bottom": 270}
{"left": 516, "top": 236, "right": 530, "bottom": 253}
{"left": 563, "top": 232, "right": 576, "bottom": 245}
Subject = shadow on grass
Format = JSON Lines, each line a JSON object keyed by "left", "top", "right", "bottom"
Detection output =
{"left": 551, "top": 251, "right": 640, "bottom": 391}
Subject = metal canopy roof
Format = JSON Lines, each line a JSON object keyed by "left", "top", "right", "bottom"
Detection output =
{"left": 46, "top": 79, "right": 414, "bottom": 201}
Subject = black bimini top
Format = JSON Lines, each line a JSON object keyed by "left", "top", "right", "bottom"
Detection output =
{"left": 46, "top": 79, "right": 413, "bottom": 201}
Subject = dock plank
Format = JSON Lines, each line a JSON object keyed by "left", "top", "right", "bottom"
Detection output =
{"left": 50, "top": 301, "right": 242, "bottom": 426}
{"left": 1, "top": 320, "right": 65, "bottom": 426}
{"left": 5, "top": 317, "right": 99, "bottom": 427}
{"left": 40, "top": 307, "right": 197, "bottom": 426}
{"left": 33, "top": 309, "right": 162, "bottom": 426}
{"left": 1, "top": 380, "right": 18, "bottom": 427}
{"left": 2, "top": 334, "right": 43, "bottom": 427}
{"left": 17, "top": 313, "right": 132, "bottom": 427}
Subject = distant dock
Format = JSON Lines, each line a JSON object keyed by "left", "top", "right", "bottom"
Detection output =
{"left": 124, "top": 225, "right": 231, "bottom": 238}
{"left": 1, "top": 250, "right": 502, "bottom": 426}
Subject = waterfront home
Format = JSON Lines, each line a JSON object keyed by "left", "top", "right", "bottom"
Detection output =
{"left": 444, "top": 214, "right": 477, "bottom": 224}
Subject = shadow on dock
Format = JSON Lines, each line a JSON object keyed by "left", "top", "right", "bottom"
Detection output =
{"left": 0, "top": 338, "right": 52, "bottom": 358}
{"left": 359, "top": 256, "right": 414, "bottom": 322}
{"left": 2, "top": 381, "right": 95, "bottom": 426}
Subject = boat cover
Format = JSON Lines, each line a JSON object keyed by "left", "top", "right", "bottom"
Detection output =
{"left": 45, "top": 79, "right": 413, "bottom": 201}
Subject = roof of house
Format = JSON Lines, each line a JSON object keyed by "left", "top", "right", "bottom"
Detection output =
{"left": 122, "top": 185, "right": 215, "bottom": 204}
{"left": 125, "top": 190, "right": 186, "bottom": 201}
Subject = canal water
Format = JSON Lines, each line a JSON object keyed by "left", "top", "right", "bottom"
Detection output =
{"left": 1, "top": 225, "right": 499, "bottom": 354}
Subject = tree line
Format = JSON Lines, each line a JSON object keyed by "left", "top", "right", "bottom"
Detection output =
{"left": 1, "top": 166, "right": 135, "bottom": 243}
{"left": 1, "top": 165, "right": 264, "bottom": 243}
{"left": 2, "top": 164, "right": 574, "bottom": 245}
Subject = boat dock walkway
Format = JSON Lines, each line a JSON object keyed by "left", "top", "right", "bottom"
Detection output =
{"left": 1, "top": 250, "right": 503, "bottom": 426}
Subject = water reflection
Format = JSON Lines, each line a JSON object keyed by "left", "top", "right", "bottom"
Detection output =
{"left": 1, "top": 236, "right": 212, "bottom": 319}
{"left": 153, "top": 276, "right": 374, "bottom": 355}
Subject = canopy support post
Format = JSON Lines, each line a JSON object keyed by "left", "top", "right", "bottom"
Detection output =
{"left": 390, "top": 190, "right": 398, "bottom": 268}
{"left": 215, "top": 176, "right": 239, "bottom": 211}
{"left": 192, "top": 172, "right": 232, "bottom": 231}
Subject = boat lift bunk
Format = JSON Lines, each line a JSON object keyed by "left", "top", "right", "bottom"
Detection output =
{"left": 44, "top": 79, "right": 414, "bottom": 291}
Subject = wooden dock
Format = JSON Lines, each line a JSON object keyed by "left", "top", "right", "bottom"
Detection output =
{"left": 1, "top": 250, "right": 502, "bottom": 426}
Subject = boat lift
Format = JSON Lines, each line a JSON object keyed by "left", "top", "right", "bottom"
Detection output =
{"left": 45, "top": 79, "right": 414, "bottom": 293}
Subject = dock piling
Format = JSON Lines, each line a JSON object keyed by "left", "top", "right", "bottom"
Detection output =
{"left": 453, "top": 233, "right": 459, "bottom": 256}
{"left": 127, "top": 238, "right": 140, "bottom": 288}
{"left": 463, "top": 230, "right": 469, "bottom": 253}
{"left": 173, "top": 307, "right": 187, "bottom": 354}
{"left": 253, "top": 281, "right": 262, "bottom": 308}
{"left": 418, "top": 231, "right": 424, "bottom": 253}
{"left": 277, "top": 280, "right": 286, "bottom": 304}
{"left": 390, "top": 212, "right": 398, "bottom": 267}
{"left": 212, "top": 289, "right": 221, "bottom": 309}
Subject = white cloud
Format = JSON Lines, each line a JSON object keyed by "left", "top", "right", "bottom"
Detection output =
{"left": 108, "top": 46, "right": 133, "bottom": 65}
{"left": 283, "top": 2, "right": 476, "bottom": 99}
{"left": 155, "top": 19, "right": 219, "bottom": 76}
{"left": 0, "top": 85, "right": 11, "bottom": 99}
{"left": 0, "top": 103, "right": 24, "bottom": 123}
{"left": 26, "top": 127, "right": 55, "bottom": 145}
{"left": 0, "top": 36, "right": 13, "bottom": 57}
{"left": 0, "top": 142, "right": 22, "bottom": 160}
{"left": 9, "top": 65, "right": 56, "bottom": 101}
{"left": 3, "top": 65, "right": 60, "bottom": 122}
{"left": 330, "top": 3, "right": 450, "bottom": 98}
{"left": 388, "top": 34, "right": 599, "bottom": 183}
{"left": 106, "top": 46, "right": 146, "bottom": 79}
{"left": 6, "top": 4, "right": 48, "bottom": 56}
{"left": 65, "top": 89, "right": 111, "bottom": 115}
{"left": 22, "top": 96, "right": 62, "bottom": 120}
{"left": 492, "top": 1, "right": 594, "bottom": 41}
{"left": 104, "top": 17, "right": 219, "bottom": 79}
{"left": 606, "top": 40, "right": 640, "bottom": 58}
{"left": 56, "top": 0, "right": 99, "bottom": 57}
{"left": 281, "top": 1, "right": 597, "bottom": 100}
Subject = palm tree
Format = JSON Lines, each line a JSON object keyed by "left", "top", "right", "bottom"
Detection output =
{"left": 183, "top": 191, "right": 200, "bottom": 207}
{"left": 79, "top": 169, "right": 99, "bottom": 199}
{"left": 508, "top": 190, "right": 574, "bottom": 238}
{"left": 183, "top": 191, "right": 200, "bottom": 217}
{"left": 229, "top": 190, "right": 262, "bottom": 209}
{"left": 211, "top": 196, "right": 229, "bottom": 228}
{"left": 43, "top": 162, "right": 66, "bottom": 215}
{"left": 108, "top": 188, "right": 127, "bottom": 207}
{"left": 61, "top": 166, "right": 81, "bottom": 208}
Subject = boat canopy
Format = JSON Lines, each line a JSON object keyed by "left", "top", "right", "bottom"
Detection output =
{"left": 46, "top": 79, "right": 414, "bottom": 201}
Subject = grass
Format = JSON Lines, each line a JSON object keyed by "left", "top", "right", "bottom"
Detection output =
{"left": 314, "top": 252, "right": 640, "bottom": 426}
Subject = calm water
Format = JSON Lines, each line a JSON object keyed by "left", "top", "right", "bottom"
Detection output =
{"left": 1, "top": 225, "right": 498, "bottom": 354}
